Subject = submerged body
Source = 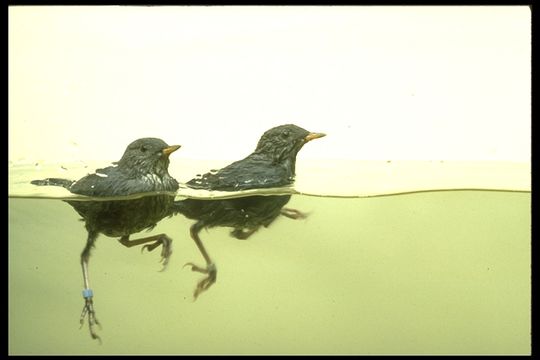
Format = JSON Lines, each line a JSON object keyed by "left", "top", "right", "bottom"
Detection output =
{"left": 177, "top": 195, "right": 291, "bottom": 239}
{"left": 67, "top": 194, "right": 176, "bottom": 238}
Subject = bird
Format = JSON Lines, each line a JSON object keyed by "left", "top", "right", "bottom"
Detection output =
{"left": 31, "top": 137, "right": 180, "bottom": 342}
{"left": 174, "top": 124, "right": 325, "bottom": 299}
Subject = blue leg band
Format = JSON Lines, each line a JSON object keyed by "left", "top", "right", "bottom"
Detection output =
{"left": 82, "top": 289, "right": 94, "bottom": 299}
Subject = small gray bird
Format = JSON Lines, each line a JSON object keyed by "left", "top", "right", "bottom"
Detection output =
{"left": 174, "top": 124, "right": 325, "bottom": 299}
{"left": 31, "top": 137, "right": 180, "bottom": 342}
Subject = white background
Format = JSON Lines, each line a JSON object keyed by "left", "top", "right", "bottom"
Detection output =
{"left": 9, "top": 6, "right": 531, "bottom": 163}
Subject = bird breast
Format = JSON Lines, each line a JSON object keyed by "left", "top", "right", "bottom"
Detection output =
{"left": 140, "top": 173, "right": 172, "bottom": 189}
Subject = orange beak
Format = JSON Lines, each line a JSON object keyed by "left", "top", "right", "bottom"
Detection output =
{"left": 162, "top": 145, "right": 181, "bottom": 157}
{"left": 304, "top": 132, "right": 326, "bottom": 142}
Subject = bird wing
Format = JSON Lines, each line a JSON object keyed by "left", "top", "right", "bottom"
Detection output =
{"left": 69, "top": 166, "right": 118, "bottom": 196}
{"left": 186, "top": 155, "right": 293, "bottom": 191}
{"left": 69, "top": 165, "right": 147, "bottom": 196}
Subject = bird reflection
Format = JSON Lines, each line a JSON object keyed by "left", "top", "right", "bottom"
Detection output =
{"left": 31, "top": 138, "right": 180, "bottom": 342}
{"left": 174, "top": 124, "right": 325, "bottom": 299}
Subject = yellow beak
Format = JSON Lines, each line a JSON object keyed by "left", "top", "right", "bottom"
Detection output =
{"left": 162, "top": 145, "right": 181, "bottom": 156}
{"left": 304, "top": 132, "right": 326, "bottom": 142}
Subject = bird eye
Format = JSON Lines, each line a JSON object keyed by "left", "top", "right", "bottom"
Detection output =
{"left": 140, "top": 145, "right": 148, "bottom": 153}
{"left": 281, "top": 130, "right": 290, "bottom": 138}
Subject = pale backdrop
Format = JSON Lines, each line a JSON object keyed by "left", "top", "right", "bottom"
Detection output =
{"left": 9, "top": 6, "right": 530, "bottom": 164}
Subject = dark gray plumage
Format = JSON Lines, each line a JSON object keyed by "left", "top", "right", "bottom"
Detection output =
{"left": 174, "top": 124, "right": 325, "bottom": 299}
{"left": 31, "top": 137, "right": 180, "bottom": 342}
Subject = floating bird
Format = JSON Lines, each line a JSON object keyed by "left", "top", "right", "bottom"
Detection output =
{"left": 31, "top": 137, "right": 180, "bottom": 341}
{"left": 174, "top": 124, "right": 325, "bottom": 299}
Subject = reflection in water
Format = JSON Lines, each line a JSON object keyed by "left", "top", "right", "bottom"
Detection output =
{"left": 30, "top": 138, "right": 181, "bottom": 342}
{"left": 174, "top": 124, "right": 326, "bottom": 299}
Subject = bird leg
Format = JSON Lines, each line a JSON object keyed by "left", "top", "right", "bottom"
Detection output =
{"left": 80, "top": 231, "right": 102, "bottom": 343}
{"left": 280, "top": 207, "right": 309, "bottom": 220}
{"left": 183, "top": 222, "right": 217, "bottom": 300}
{"left": 118, "top": 234, "right": 173, "bottom": 271}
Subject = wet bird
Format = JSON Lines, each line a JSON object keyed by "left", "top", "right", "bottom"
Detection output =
{"left": 174, "top": 124, "right": 325, "bottom": 299}
{"left": 31, "top": 138, "right": 180, "bottom": 342}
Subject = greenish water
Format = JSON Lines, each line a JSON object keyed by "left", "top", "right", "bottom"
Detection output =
{"left": 8, "top": 191, "right": 530, "bottom": 355}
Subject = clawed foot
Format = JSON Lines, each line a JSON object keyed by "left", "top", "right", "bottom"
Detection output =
{"left": 280, "top": 207, "right": 309, "bottom": 220}
{"left": 141, "top": 235, "right": 173, "bottom": 271}
{"left": 79, "top": 297, "right": 101, "bottom": 343}
{"left": 183, "top": 262, "right": 217, "bottom": 300}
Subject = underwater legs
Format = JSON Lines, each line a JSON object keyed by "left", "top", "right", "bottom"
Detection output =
{"left": 80, "top": 231, "right": 101, "bottom": 343}
{"left": 280, "top": 207, "right": 309, "bottom": 220}
{"left": 118, "top": 234, "right": 173, "bottom": 271}
{"left": 183, "top": 221, "right": 217, "bottom": 300}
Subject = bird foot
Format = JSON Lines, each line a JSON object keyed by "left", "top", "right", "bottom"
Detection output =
{"left": 280, "top": 207, "right": 309, "bottom": 220}
{"left": 79, "top": 296, "right": 102, "bottom": 343}
{"left": 141, "top": 235, "right": 173, "bottom": 271}
{"left": 183, "top": 262, "right": 217, "bottom": 300}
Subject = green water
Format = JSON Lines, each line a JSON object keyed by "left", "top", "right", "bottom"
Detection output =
{"left": 8, "top": 191, "right": 530, "bottom": 355}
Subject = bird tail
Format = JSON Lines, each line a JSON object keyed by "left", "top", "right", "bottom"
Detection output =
{"left": 30, "top": 178, "right": 75, "bottom": 189}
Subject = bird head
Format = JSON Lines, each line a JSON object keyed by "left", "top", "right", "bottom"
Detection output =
{"left": 117, "top": 138, "right": 181, "bottom": 177}
{"left": 254, "top": 124, "right": 325, "bottom": 168}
